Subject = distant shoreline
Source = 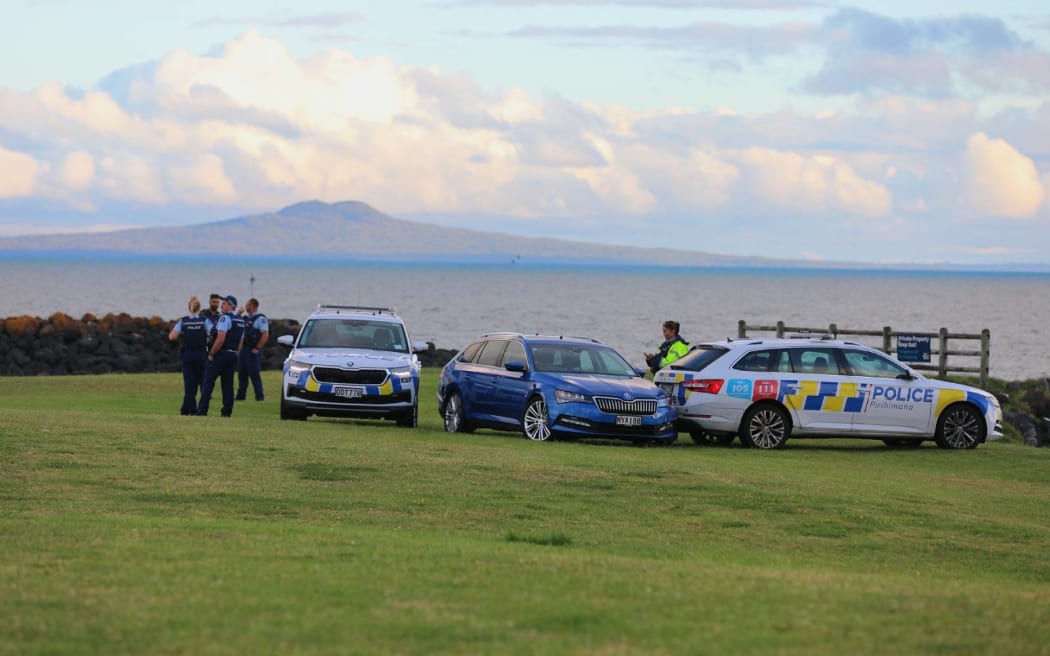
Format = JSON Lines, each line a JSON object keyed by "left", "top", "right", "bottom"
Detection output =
{"left": 2, "top": 251, "right": 1049, "bottom": 275}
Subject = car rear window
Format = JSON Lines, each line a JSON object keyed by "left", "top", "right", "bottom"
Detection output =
{"left": 668, "top": 346, "right": 728, "bottom": 372}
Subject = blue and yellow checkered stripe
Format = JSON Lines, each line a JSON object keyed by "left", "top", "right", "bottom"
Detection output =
{"left": 779, "top": 380, "right": 867, "bottom": 413}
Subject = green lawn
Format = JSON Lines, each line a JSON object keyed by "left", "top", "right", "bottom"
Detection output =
{"left": 2, "top": 371, "right": 1048, "bottom": 655}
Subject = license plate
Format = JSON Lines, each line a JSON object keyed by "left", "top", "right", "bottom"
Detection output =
{"left": 616, "top": 415, "right": 642, "bottom": 427}
{"left": 334, "top": 386, "right": 363, "bottom": 398}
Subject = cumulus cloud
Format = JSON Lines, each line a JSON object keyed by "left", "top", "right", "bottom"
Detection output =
{"left": 0, "top": 146, "right": 43, "bottom": 198}
{"left": 738, "top": 148, "right": 892, "bottom": 217}
{"left": 963, "top": 133, "right": 1045, "bottom": 218}
{"left": 57, "top": 151, "right": 95, "bottom": 190}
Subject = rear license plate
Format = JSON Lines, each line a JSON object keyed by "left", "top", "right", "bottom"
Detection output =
{"left": 616, "top": 415, "right": 642, "bottom": 427}
{"left": 334, "top": 386, "right": 363, "bottom": 398}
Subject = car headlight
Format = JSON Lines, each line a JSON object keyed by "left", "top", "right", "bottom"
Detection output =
{"left": 554, "top": 389, "right": 587, "bottom": 404}
{"left": 286, "top": 359, "right": 310, "bottom": 376}
{"left": 657, "top": 395, "right": 670, "bottom": 408}
{"left": 391, "top": 367, "right": 414, "bottom": 380}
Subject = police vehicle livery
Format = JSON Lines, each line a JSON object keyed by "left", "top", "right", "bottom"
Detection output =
{"left": 653, "top": 337, "right": 1003, "bottom": 449}
{"left": 277, "top": 305, "right": 429, "bottom": 427}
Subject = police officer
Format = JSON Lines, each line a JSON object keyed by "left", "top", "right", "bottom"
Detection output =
{"left": 200, "top": 293, "right": 222, "bottom": 349}
{"left": 197, "top": 295, "right": 245, "bottom": 417}
{"left": 645, "top": 320, "right": 689, "bottom": 374}
{"left": 168, "top": 295, "right": 212, "bottom": 415}
{"left": 236, "top": 297, "right": 269, "bottom": 401}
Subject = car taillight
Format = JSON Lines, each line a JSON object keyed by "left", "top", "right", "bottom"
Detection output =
{"left": 684, "top": 379, "right": 724, "bottom": 394}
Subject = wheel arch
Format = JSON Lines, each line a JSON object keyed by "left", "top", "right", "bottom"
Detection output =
{"left": 936, "top": 400, "right": 988, "bottom": 445}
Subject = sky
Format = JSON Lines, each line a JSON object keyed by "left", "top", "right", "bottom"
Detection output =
{"left": 1, "top": 0, "right": 1049, "bottom": 264}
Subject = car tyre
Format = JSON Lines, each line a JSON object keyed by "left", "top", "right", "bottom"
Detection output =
{"left": 280, "top": 397, "right": 307, "bottom": 421}
{"left": 740, "top": 404, "right": 789, "bottom": 450}
{"left": 443, "top": 392, "right": 473, "bottom": 434}
{"left": 935, "top": 403, "right": 983, "bottom": 449}
{"left": 689, "top": 427, "right": 734, "bottom": 446}
{"left": 396, "top": 402, "right": 418, "bottom": 428}
{"left": 523, "top": 396, "right": 553, "bottom": 441}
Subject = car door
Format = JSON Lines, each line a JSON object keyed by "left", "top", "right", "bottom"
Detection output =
{"left": 841, "top": 348, "right": 934, "bottom": 435}
{"left": 774, "top": 347, "right": 854, "bottom": 435}
{"left": 467, "top": 339, "right": 508, "bottom": 421}
{"left": 492, "top": 339, "right": 530, "bottom": 426}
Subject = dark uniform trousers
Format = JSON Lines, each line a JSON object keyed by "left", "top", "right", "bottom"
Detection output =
{"left": 198, "top": 350, "right": 239, "bottom": 417}
{"left": 180, "top": 350, "right": 208, "bottom": 415}
{"left": 237, "top": 346, "right": 264, "bottom": 400}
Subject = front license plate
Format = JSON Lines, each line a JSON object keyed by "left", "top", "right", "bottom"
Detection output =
{"left": 616, "top": 415, "right": 642, "bottom": 427}
{"left": 334, "top": 386, "right": 363, "bottom": 398}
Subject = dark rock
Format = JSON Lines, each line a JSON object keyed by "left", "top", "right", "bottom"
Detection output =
{"left": 1005, "top": 410, "right": 1041, "bottom": 447}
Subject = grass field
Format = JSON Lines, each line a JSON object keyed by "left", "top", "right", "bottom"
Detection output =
{"left": 2, "top": 370, "right": 1049, "bottom": 655}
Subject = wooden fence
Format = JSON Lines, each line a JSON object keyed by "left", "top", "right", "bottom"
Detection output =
{"left": 737, "top": 321, "right": 991, "bottom": 388}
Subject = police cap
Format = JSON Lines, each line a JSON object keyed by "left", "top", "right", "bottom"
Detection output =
{"left": 223, "top": 295, "right": 237, "bottom": 307}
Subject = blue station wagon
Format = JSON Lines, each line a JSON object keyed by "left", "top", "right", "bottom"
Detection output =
{"left": 438, "top": 333, "right": 677, "bottom": 443}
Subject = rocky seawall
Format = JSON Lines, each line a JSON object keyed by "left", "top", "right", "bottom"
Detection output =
{"left": 2, "top": 313, "right": 1047, "bottom": 447}
{"left": 0, "top": 312, "right": 458, "bottom": 376}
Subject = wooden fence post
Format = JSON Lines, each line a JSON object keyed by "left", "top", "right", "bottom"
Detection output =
{"left": 776, "top": 321, "right": 784, "bottom": 338}
{"left": 980, "top": 329, "right": 990, "bottom": 388}
{"left": 738, "top": 320, "right": 747, "bottom": 339}
{"left": 882, "top": 326, "right": 892, "bottom": 354}
{"left": 938, "top": 327, "right": 949, "bottom": 379}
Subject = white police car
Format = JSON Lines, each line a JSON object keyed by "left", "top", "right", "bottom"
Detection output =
{"left": 277, "top": 305, "right": 429, "bottom": 427}
{"left": 654, "top": 337, "right": 1003, "bottom": 449}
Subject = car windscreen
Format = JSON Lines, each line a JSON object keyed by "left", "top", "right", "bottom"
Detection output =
{"left": 529, "top": 344, "right": 637, "bottom": 376}
{"left": 667, "top": 345, "right": 728, "bottom": 372}
{"left": 299, "top": 318, "right": 408, "bottom": 353}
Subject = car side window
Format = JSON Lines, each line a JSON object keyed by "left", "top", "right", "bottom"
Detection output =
{"left": 476, "top": 340, "right": 508, "bottom": 367}
{"left": 734, "top": 349, "right": 774, "bottom": 372}
{"left": 502, "top": 341, "right": 527, "bottom": 368}
{"left": 788, "top": 348, "right": 842, "bottom": 375}
{"left": 459, "top": 341, "right": 483, "bottom": 364}
{"left": 843, "top": 349, "right": 909, "bottom": 379}
{"left": 773, "top": 351, "right": 793, "bottom": 373}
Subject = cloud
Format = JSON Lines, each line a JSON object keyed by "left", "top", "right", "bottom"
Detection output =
{"left": 0, "top": 145, "right": 43, "bottom": 197}
{"left": 507, "top": 20, "right": 817, "bottom": 58}
{"left": 738, "top": 147, "right": 892, "bottom": 217}
{"left": 57, "top": 150, "right": 95, "bottom": 189}
{"left": 963, "top": 133, "right": 1045, "bottom": 218}
{"left": 806, "top": 8, "right": 1050, "bottom": 98}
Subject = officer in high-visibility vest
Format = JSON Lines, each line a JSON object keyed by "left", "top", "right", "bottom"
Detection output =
{"left": 168, "top": 295, "right": 212, "bottom": 415}
{"left": 645, "top": 320, "right": 689, "bottom": 374}
{"left": 197, "top": 295, "right": 245, "bottom": 417}
{"left": 236, "top": 297, "right": 269, "bottom": 402}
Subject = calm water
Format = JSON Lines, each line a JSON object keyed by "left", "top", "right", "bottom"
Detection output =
{"left": 1, "top": 257, "right": 1047, "bottom": 381}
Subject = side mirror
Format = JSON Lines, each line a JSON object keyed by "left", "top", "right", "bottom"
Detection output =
{"left": 504, "top": 360, "right": 527, "bottom": 373}
{"left": 412, "top": 340, "right": 430, "bottom": 353}
{"left": 277, "top": 335, "right": 295, "bottom": 347}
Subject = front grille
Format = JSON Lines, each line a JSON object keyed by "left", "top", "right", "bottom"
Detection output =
{"left": 593, "top": 397, "right": 657, "bottom": 415}
{"left": 312, "top": 367, "right": 387, "bottom": 385}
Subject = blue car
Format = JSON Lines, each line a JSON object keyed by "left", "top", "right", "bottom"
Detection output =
{"left": 438, "top": 332, "right": 677, "bottom": 443}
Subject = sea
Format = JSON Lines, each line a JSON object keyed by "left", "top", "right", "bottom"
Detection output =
{"left": 1, "top": 256, "right": 1047, "bottom": 382}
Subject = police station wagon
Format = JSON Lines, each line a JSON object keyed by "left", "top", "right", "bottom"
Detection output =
{"left": 277, "top": 305, "right": 429, "bottom": 427}
{"left": 653, "top": 337, "right": 1003, "bottom": 449}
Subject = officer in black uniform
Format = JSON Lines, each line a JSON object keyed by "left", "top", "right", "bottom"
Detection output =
{"left": 169, "top": 295, "right": 212, "bottom": 415}
{"left": 236, "top": 297, "right": 269, "bottom": 401}
{"left": 199, "top": 293, "right": 222, "bottom": 350}
{"left": 197, "top": 295, "right": 245, "bottom": 417}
